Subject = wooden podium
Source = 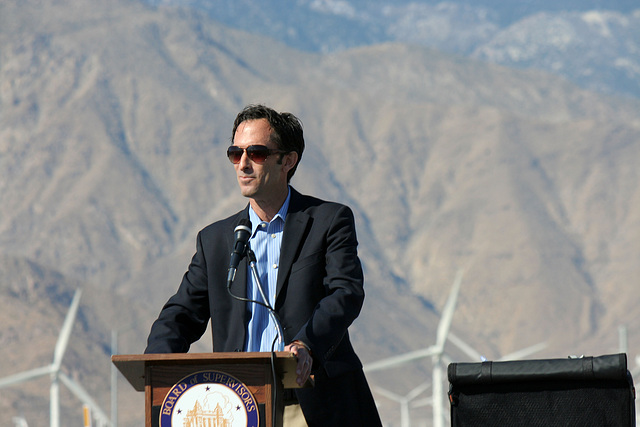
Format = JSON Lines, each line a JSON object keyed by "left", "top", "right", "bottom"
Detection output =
{"left": 112, "top": 352, "right": 304, "bottom": 427}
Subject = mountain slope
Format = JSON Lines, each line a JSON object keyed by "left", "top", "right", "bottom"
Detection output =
{"left": 1, "top": 0, "right": 640, "bottom": 425}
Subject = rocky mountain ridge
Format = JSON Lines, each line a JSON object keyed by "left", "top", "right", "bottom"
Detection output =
{"left": 145, "top": 0, "right": 640, "bottom": 97}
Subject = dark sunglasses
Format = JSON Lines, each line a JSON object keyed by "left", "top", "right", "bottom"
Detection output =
{"left": 227, "top": 145, "right": 285, "bottom": 164}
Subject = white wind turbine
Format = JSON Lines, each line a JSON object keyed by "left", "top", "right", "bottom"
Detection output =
{"left": 0, "top": 289, "right": 111, "bottom": 427}
{"left": 372, "top": 382, "right": 431, "bottom": 427}
{"left": 365, "top": 269, "right": 465, "bottom": 427}
{"left": 429, "top": 269, "right": 463, "bottom": 427}
{"left": 366, "top": 269, "right": 548, "bottom": 427}
{"left": 407, "top": 336, "right": 547, "bottom": 427}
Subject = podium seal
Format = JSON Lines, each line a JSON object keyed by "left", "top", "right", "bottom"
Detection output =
{"left": 159, "top": 370, "right": 259, "bottom": 427}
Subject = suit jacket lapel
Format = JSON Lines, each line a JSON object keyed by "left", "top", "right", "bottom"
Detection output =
{"left": 276, "top": 189, "right": 310, "bottom": 300}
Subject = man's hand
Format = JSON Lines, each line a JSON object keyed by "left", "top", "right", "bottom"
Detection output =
{"left": 285, "top": 340, "right": 313, "bottom": 386}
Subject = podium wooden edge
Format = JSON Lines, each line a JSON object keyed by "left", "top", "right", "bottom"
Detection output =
{"left": 112, "top": 352, "right": 310, "bottom": 391}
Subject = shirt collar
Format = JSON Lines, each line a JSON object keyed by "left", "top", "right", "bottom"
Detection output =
{"left": 248, "top": 187, "right": 291, "bottom": 234}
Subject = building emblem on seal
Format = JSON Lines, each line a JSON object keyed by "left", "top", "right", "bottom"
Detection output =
{"left": 160, "top": 371, "right": 259, "bottom": 427}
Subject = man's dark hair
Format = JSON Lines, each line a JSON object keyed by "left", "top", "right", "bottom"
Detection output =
{"left": 232, "top": 104, "right": 305, "bottom": 182}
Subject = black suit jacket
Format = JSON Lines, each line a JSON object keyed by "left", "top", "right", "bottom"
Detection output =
{"left": 146, "top": 188, "right": 381, "bottom": 425}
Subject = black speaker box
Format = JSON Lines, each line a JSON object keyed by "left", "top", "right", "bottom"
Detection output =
{"left": 448, "top": 353, "right": 636, "bottom": 426}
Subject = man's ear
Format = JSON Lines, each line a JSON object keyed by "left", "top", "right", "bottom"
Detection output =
{"left": 282, "top": 151, "right": 299, "bottom": 174}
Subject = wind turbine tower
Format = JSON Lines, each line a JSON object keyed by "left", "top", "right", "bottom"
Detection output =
{"left": 0, "top": 290, "right": 112, "bottom": 426}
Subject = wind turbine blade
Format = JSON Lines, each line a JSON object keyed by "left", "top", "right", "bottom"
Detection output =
{"left": 12, "top": 417, "right": 29, "bottom": 427}
{"left": 410, "top": 395, "right": 433, "bottom": 408}
{"left": 499, "top": 342, "right": 547, "bottom": 361}
{"left": 371, "top": 386, "right": 404, "bottom": 403}
{"left": 406, "top": 381, "right": 431, "bottom": 401}
{"left": 435, "top": 269, "right": 464, "bottom": 352}
{"left": 0, "top": 364, "right": 56, "bottom": 388}
{"left": 52, "top": 289, "right": 82, "bottom": 370}
{"left": 441, "top": 351, "right": 460, "bottom": 369}
{"left": 59, "top": 372, "right": 111, "bottom": 425}
{"left": 448, "top": 332, "right": 484, "bottom": 361}
{"left": 363, "top": 345, "right": 439, "bottom": 372}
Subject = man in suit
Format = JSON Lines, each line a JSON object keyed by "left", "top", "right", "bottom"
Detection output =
{"left": 145, "top": 104, "right": 382, "bottom": 426}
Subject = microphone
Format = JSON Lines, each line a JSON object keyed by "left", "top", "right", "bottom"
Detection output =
{"left": 227, "top": 219, "right": 252, "bottom": 285}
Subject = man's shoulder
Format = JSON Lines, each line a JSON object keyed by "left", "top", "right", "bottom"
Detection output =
{"left": 199, "top": 208, "right": 247, "bottom": 237}
{"left": 290, "top": 188, "right": 350, "bottom": 215}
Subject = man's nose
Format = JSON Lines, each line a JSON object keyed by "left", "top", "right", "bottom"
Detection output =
{"left": 238, "top": 151, "right": 252, "bottom": 169}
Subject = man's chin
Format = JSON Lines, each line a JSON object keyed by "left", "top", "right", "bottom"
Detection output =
{"left": 239, "top": 186, "right": 257, "bottom": 198}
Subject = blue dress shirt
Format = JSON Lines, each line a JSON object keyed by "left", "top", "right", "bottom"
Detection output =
{"left": 244, "top": 188, "right": 291, "bottom": 352}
